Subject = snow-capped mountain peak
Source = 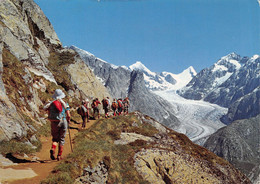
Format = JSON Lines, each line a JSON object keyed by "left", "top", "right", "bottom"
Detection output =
{"left": 129, "top": 61, "right": 155, "bottom": 77}
{"left": 220, "top": 52, "right": 240, "bottom": 60}
{"left": 252, "top": 54, "right": 260, "bottom": 60}
{"left": 129, "top": 61, "right": 196, "bottom": 91}
{"left": 69, "top": 45, "right": 119, "bottom": 69}
{"left": 180, "top": 66, "right": 197, "bottom": 78}
{"left": 212, "top": 53, "right": 245, "bottom": 73}
{"left": 69, "top": 45, "right": 95, "bottom": 57}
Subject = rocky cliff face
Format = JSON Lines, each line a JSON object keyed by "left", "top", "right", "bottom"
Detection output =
{"left": 204, "top": 114, "right": 260, "bottom": 183}
{"left": 70, "top": 46, "right": 181, "bottom": 129}
{"left": 43, "top": 112, "right": 251, "bottom": 184}
{"left": 0, "top": 0, "right": 110, "bottom": 143}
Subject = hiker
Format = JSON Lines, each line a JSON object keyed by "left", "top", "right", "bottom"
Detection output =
{"left": 102, "top": 97, "right": 109, "bottom": 118}
{"left": 106, "top": 97, "right": 111, "bottom": 111}
{"left": 123, "top": 97, "right": 130, "bottom": 115}
{"left": 111, "top": 99, "right": 118, "bottom": 116}
{"left": 44, "top": 89, "right": 71, "bottom": 161}
{"left": 77, "top": 99, "right": 90, "bottom": 129}
{"left": 117, "top": 98, "right": 123, "bottom": 116}
{"left": 92, "top": 98, "right": 101, "bottom": 119}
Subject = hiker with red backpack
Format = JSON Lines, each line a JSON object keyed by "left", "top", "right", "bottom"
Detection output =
{"left": 123, "top": 97, "right": 130, "bottom": 115}
{"left": 106, "top": 97, "right": 111, "bottom": 111}
{"left": 77, "top": 99, "right": 90, "bottom": 129}
{"left": 102, "top": 97, "right": 109, "bottom": 118}
{"left": 92, "top": 98, "right": 101, "bottom": 119}
{"left": 44, "top": 89, "right": 71, "bottom": 161}
{"left": 117, "top": 98, "right": 123, "bottom": 116}
{"left": 111, "top": 99, "right": 118, "bottom": 116}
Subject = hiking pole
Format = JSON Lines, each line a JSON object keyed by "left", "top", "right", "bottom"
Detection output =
{"left": 67, "top": 120, "right": 73, "bottom": 152}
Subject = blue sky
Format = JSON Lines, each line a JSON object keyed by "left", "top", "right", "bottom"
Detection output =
{"left": 34, "top": 0, "right": 260, "bottom": 73}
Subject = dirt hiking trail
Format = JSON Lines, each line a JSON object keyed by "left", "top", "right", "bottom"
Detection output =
{"left": 0, "top": 119, "right": 96, "bottom": 184}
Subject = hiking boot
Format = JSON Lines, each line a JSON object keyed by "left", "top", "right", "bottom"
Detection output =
{"left": 50, "top": 150, "right": 55, "bottom": 160}
{"left": 57, "top": 155, "right": 63, "bottom": 161}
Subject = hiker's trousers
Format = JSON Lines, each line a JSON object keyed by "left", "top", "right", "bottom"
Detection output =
{"left": 51, "top": 119, "right": 68, "bottom": 145}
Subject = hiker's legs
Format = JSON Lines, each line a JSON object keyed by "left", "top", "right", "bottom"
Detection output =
{"left": 81, "top": 115, "right": 86, "bottom": 128}
{"left": 112, "top": 109, "right": 116, "bottom": 116}
{"left": 118, "top": 107, "right": 122, "bottom": 116}
{"left": 97, "top": 108, "right": 100, "bottom": 119}
{"left": 87, "top": 111, "right": 90, "bottom": 122}
{"left": 56, "top": 119, "right": 68, "bottom": 160}
{"left": 57, "top": 144, "right": 64, "bottom": 161}
{"left": 50, "top": 122, "right": 60, "bottom": 160}
{"left": 93, "top": 108, "right": 96, "bottom": 119}
{"left": 50, "top": 141, "right": 57, "bottom": 160}
{"left": 104, "top": 107, "right": 109, "bottom": 118}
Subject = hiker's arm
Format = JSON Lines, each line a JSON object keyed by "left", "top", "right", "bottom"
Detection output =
{"left": 66, "top": 110, "right": 71, "bottom": 123}
{"left": 43, "top": 101, "right": 52, "bottom": 111}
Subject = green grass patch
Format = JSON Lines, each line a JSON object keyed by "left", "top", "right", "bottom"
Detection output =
{"left": 36, "top": 121, "right": 51, "bottom": 137}
{"left": 40, "top": 172, "right": 74, "bottom": 184}
{"left": 0, "top": 139, "right": 36, "bottom": 155}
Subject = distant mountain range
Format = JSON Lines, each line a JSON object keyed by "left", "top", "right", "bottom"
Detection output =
{"left": 178, "top": 53, "right": 260, "bottom": 124}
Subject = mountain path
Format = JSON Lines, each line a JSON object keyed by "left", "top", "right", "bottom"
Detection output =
{"left": 0, "top": 119, "right": 95, "bottom": 184}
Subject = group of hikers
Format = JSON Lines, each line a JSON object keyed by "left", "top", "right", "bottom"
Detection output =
{"left": 44, "top": 89, "right": 130, "bottom": 161}
{"left": 77, "top": 96, "right": 130, "bottom": 128}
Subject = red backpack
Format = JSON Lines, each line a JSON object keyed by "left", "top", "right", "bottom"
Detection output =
{"left": 117, "top": 100, "right": 122, "bottom": 108}
{"left": 48, "top": 100, "right": 64, "bottom": 121}
{"left": 112, "top": 102, "right": 117, "bottom": 109}
{"left": 103, "top": 99, "right": 109, "bottom": 107}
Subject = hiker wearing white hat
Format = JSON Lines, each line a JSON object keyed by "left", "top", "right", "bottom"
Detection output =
{"left": 52, "top": 89, "right": 66, "bottom": 99}
{"left": 44, "top": 89, "right": 71, "bottom": 161}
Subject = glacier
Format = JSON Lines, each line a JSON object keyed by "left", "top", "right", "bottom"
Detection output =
{"left": 153, "top": 90, "right": 227, "bottom": 144}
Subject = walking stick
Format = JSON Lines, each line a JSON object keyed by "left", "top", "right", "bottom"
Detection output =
{"left": 68, "top": 120, "right": 73, "bottom": 152}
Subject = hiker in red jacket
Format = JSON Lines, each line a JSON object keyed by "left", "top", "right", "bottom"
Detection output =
{"left": 117, "top": 98, "right": 123, "bottom": 116}
{"left": 123, "top": 97, "right": 130, "bottom": 115}
{"left": 77, "top": 99, "right": 90, "bottom": 129}
{"left": 44, "top": 89, "right": 71, "bottom": 161}
{"left": 102, "top": 97, "right": 109, "bottom": 118}
{"left": 92, "top": 98, "right": 101, "bottom": 119}
{"left": 111, "top": 99, "right": 118, "bottom": 116}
